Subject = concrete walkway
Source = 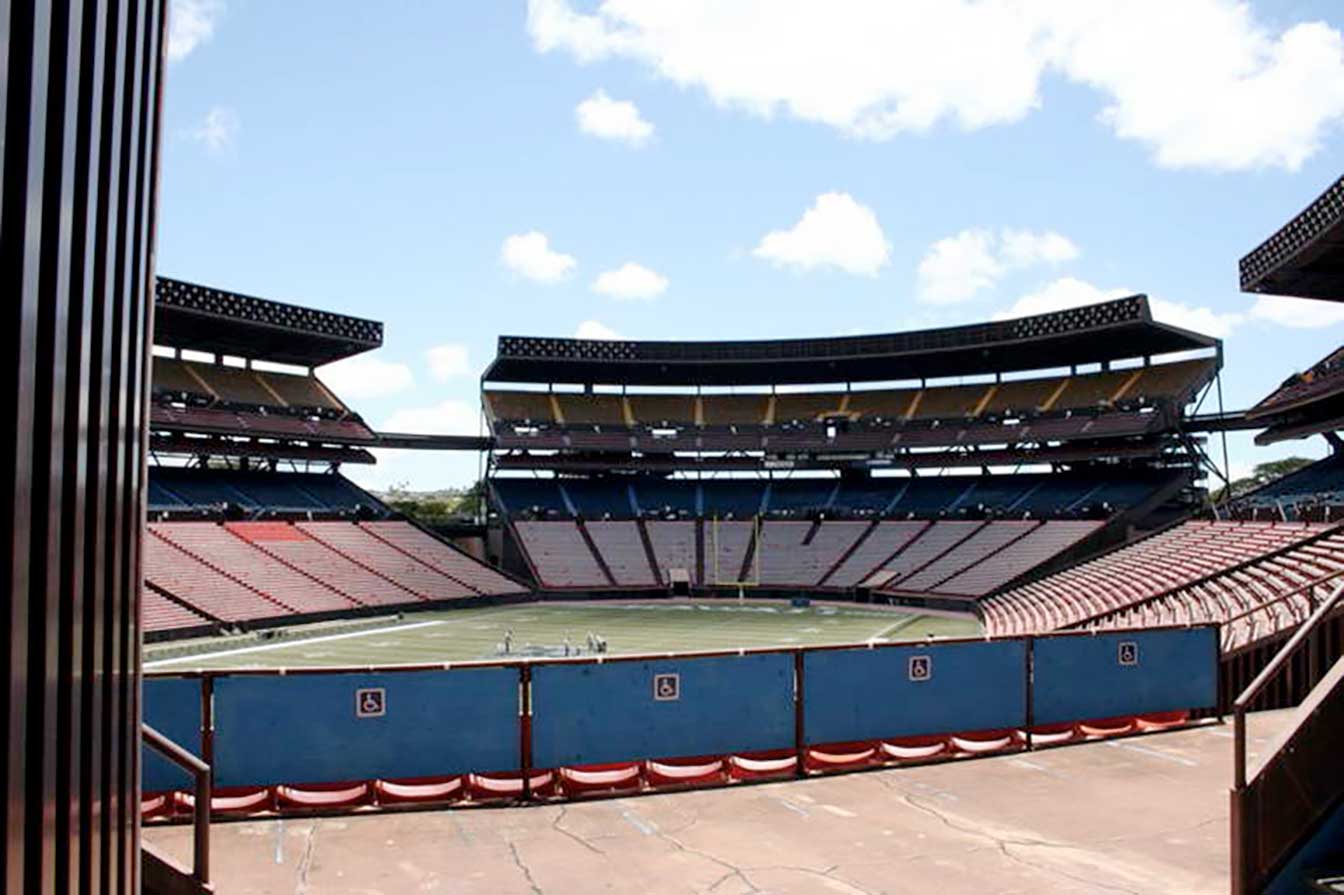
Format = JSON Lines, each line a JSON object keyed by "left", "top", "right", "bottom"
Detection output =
{"left": 145, "top": 711, "right": 1290, "bottom": 895}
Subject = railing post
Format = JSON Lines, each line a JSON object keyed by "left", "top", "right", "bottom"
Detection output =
{"left": 143, "top": 723, "right": 212, "bottom": 886}
{"left": 793, "top": 650, "right": 806, "bottom": 778}
{"left": 520, "top": 663, "right": 533, "bottom": 801}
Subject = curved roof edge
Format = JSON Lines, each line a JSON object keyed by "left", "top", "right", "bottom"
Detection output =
{"left": 153, "top": 276, "right": 384, "bottom": 366}
{"left": 1240, "top": 173, "right": 1344, "bottom": 301}
{"left": 484, "top": 295, "right": 1219, "bottom": 386}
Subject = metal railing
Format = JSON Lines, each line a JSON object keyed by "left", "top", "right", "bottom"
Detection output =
{"left": 144, "top": 723, "right": 211, "bottom": 886}
{"left": 1231, "top": 579, "right": 1344, "bottom": 894}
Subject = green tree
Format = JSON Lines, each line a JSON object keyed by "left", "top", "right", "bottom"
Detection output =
{"left": 1213, "top": 456, "right": 1314, "bottom": 502}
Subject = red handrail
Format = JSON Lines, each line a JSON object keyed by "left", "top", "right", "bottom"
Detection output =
{"left": 143, "top": 723, "right": 211, "bottom": 885}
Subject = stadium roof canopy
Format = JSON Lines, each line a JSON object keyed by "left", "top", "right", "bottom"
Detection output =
{"left": 153, "top": 276, "right": 383, "bottom": 366}
{"left": 1240, "top": 174, "right": 1344, "bottom": 300}
{"left": 483, "top": 295, "right": 1219, "bottom": 387}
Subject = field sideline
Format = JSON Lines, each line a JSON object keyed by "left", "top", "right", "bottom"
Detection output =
{"left": 145, "top": 599, "right": 983, "bottom": 671}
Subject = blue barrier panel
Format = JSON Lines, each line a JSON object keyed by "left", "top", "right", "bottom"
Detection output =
{"left": 803, "top": 640, "right": 1027, "bottom": 744}
{"left": 531, "top": 652, "right": 794, "bottom": 767}
{"left": 213, "top": 667, "right": 519, "bottom": 787}
{"left": 1032, "top": 627, "right": 1218, "bottom": 726}
{"left": 143, "top": 676, "right": 202, "bottom": 792}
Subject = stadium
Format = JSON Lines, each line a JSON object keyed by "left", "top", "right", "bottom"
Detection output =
{"left": 111, "top": 178, "right": 1340, "bottom": 893}
{"left": 6, "top": 6, "right": 1344, "bottom": 895}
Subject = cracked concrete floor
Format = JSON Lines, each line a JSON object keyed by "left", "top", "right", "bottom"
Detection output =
{"left": 144, "top": 710, "right": 1290, "bottom": 895}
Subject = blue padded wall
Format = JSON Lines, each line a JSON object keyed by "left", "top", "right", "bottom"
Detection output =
{"left": 531, "top": 653, "right": 794, "bottom": 767}
{"left": 803, "top": 640, "right": 1027, "bottom": 744}
{"left": 1032, "top": 627, "right": 1218, "bottom": 726}
{"left": 212, "top": 667, "right": 519, "bottom": 787}
{"left": 143, "top": 676, "right": 203, "bottom": 792}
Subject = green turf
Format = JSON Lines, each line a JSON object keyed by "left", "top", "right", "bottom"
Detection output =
{"left": 144, "top": 600, "right": 983, "bottom": 671}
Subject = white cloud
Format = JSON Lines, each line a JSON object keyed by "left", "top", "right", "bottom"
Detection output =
{"left": 1247, "top": 295, "right": 1344, "bottom": 328}
{"left": 995, "top": 277, "right": 1243, "bottom": 338}
{"left": 500, "top": 231, "right": 577, "bottom": 283}
{"left": 382, "top": 400, "right": 481, "bottom": 436}
{"left": 576, "top": 89, "right": 655, "bottom": 146}
{"left": 426, "top": 344, "right": 471, "bottom": 381}
{"left": 527, "top": 0, "right": 1344, "bottom": 171}
{"left": 592, "top": 262, "right": 668, "bottom": 300}
{"left": 168, "top": 0, "right": 224, "bottom": 62}
{"left": 317, "top": 355, "right": 414, "bottom": 401}
{"left": 187, "top": 106, "right": 238, "bottom": 152}
{"left": 752, "top": 192, "right": 890, "bottom": 276}
{"left": 575, "top": 320, "right": 622, "bottom": 340}
{"left": 917, "top": 228, "right": 1078, "bottom": 304}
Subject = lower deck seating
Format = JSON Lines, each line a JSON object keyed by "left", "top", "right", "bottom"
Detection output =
{"left": 143, "top": 588, "right": 213, "bottom": 632}
{"left": 513, "top": 516, "right": 1093, "bottom": 598}
{"left": 981, "top": 522, "right": 1339, "bottom": 650}
{"left": 513, "top": 521, "right": 609, "bottom": 588}
{"left": 143, "top": 520, "right": 521, "bottom": 632}
{"left": 646, "top": 521, "right": 698, "bottom": 584}
{"left": 585, "top": 521, "right": 656, "bottom": 586}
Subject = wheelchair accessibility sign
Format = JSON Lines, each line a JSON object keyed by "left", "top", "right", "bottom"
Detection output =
{"left": 653, "top": 673, "right": 680, "bottom": 702}
{"left": 908, "top": 655, "right": 932, "bottom": 682}
{"left": 355, "top": 687, "right": 386, "bottom": 718}
{"left": 1117, "top": 641, "right": 1140, "bottom": 667}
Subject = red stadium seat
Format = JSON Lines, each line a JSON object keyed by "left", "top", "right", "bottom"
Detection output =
{"left": 175, "top": 786, "right": 273, "bottom": 816}
{"left": 1077, "top": 716, "right": 1137, "bottom": 738}
{"left": 880, "top": 735, "right": 948, "bottom": 762}
{"left": 276, "top": 782, "right": 372, "bottom": 810}
{"left": 805, "top": 742, "right": 877, "bottom": 772}
{"left": 948, "top": 728, "right": 1022, "bottom": 755}
{"left": 374, "top": 776, "right": 464, "bottom": 805}
{"left": 466, "top": 770, "right": 556, "bottom": 800}
{"left": 727, "top": 751, "right": 797, "bottom": 781}
{"left": 558, "top": 763, "right": 642, "bottom": 796}
{"left": 644, "top": 757, "right": 726, "bottom": 789}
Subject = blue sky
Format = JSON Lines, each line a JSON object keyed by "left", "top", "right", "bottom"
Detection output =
{"left": 158, "top": 1, "right": 1344, "bottom": 490}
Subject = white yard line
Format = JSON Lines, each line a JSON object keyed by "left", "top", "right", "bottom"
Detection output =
{"left": 144, "top": 620, "right": 446, "bottom": 667}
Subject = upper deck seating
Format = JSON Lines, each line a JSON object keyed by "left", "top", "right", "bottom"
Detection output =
{"left": 555, "top": 393, "right": 626, "bottom": 426}
{"left": 844, "top": 389, "right": 916, "bottom": 419}
{"left": 628, "top": 394, "right": 697, "bottom": 426}
{"left": 909, "top": 384, "right": 991, "bottom": 420}
{"left": 258, "top": 371, "right": 343, "bottom": 410}
{"left": 486, "top": 390, "right": 555, "bottom": 424}
{"left": 701, "top": 394, "right": 770, "bottom": 426}
{"left": 148, "top": 468, "right": 384, "bottom": 514}
{"left": 492, "top": 479, "right": 571, "bottom": 517}
{"left": 982, "top": 377, "right": 1063, "bottom": 416}
{"left": 564, "top": 480, "right": 635, "bottom": 518}
{"left": 773, "top": 392, "right": 848, "bottom": 423}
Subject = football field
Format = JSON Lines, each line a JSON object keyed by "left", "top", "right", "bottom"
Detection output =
{"left": 145, "top": 599, "right": 982, "bottom": 671}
